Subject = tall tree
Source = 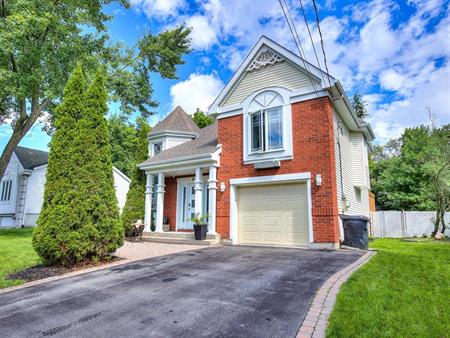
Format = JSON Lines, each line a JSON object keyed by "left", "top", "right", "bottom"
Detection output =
{"left": 71, "top": 68, "right": 123, "bottom": 259}
{"left": 34, "top": 66, "right": 124, "bottom": 265}
{"left": 351, "top": 92, "right": 369, "bottom": 120}
{"left": 121, "top": 117, "right": 151, "bottom": 234}
{"left": 192, "top": 108, "right": 214, "bottom": 128}
{"left": 0, "top": 0, "right": 191, "bottom": 180}
{"left": 32, "top": 64, "right": 87, "bottom": 265}
{"left": 108, "top": 115, "right": 138, "bottom": 178}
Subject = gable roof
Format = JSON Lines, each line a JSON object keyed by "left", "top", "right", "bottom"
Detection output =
{"left": 139, "top": 122, "right": 218, "bottom": 168}
{"left": 208, "top": 35, "right": 375, "bottom": 142}
{"left": 149, "top": 106, "right": 201, "bottom": 137}
{"left": 208, "top": 35, "right": 334, "bottom": 112}
{"left": 14, "top": 146, "right": 49, "bottom": 169}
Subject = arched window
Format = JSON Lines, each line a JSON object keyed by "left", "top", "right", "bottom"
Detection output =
{"left": 248, "top": 90, "right": 284, "bottom": 152}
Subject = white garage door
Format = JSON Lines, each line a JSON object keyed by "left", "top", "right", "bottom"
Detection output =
{"left": 238, "top": 182, "right": 309, "bottom": 246}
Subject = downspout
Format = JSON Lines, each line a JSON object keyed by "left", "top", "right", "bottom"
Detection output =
{"left": 337, "top": 120, "right": 346, "bottom": 214}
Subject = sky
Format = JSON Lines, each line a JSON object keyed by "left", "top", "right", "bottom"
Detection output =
{"left": 1, "top": 0, "right": 449, "bottom": 152}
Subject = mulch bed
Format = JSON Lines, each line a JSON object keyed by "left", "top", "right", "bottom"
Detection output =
{"left": 7, "top": 256, "right": 123, "bottom": 283}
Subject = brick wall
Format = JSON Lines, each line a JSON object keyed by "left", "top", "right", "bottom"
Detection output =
{"left": 164, "top": 177, "right": 177, "bottom": 231}
{"left": 216, "top": 96, "right": 339, "bottom": 243}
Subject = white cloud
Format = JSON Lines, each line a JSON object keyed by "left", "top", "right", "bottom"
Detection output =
{"left": 130, "top": 0, "right": 185, "bottom": 17}
{"left": 135, "top": 0, "right": 449, "bottom": 144}
{"left": 185, "top": 15, "right": 217, "bottom": 50}
{"left": 169, "top": 73, "right": 224, "bottom": 114}
{"left": 379, "top": 69, "right": 406, "bottom": 91}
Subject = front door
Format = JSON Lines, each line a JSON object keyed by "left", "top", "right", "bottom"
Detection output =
{"left": 179, "top": 183, "right": 196, "bottom": 229}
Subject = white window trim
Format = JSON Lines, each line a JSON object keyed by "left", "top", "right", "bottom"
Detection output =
{"left": 229, "top": 172, "right": 313, "bottom": 245}
{"left": 153, "top": 142, "right": 163, "bottom": 156}
{"left": 0, "top": 177, "right": 14, "bottom": 204}
{"left": 242, "top": 87, "right": 293, "bottom": 164}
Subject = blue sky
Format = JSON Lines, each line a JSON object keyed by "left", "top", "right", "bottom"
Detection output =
{"left": 1, "top": 0, "right": 449, "bottom": 152}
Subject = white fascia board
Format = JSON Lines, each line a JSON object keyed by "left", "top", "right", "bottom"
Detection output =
{"left": 140, "top": 147, "right": 221, "bottom": 173}
{"left": 230, "top": 172, "right": 311, "bottom": 185}
{"left": 112, "top": 166, "right": 131, "bottom": 183}
{"left": 208, "top": 35, "right": 335, "bottom": 115}
{"left": 149, "top": 130, "right": 198, "bottom": 140}
{"left": 216, "top": 88, "right": 330, "bottom": 120}
{"left": 333, "top": 81, "right": 375, "bottom": 142}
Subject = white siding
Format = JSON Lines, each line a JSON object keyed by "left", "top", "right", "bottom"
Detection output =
{"left": 149, "top": 135, "right": 194, "bottom": 157}
{"left": 223, "top": 61, "right": 319, "bottom": 106}
{"left": 0, "top": 153, "right": 22, "bottom": 227}
{"left": 23, "top": 165, "right": 47, "bottom": 226}
{"left": 334, "top": 112, "right": 370, "bottom": 217}
{"left": 113, "top": 167, "right": 130, "bottom": 212}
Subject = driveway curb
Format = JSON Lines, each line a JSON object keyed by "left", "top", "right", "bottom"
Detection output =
{"left": 0, "top": 245, "right": 204, "bottom": 295}
{"left": 296, "top": 250, "right": 376, "bottom": 338}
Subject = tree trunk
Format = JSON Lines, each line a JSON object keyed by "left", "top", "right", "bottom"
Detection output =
{"left": 431, "top": 209, "right": 440, "bottom": 237}
{"left": 0, "top": 111, "right": 43, "bottom": 181}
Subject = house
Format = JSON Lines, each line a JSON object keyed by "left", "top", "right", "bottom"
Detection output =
{"left": 0, "top": 146, "right": 131, "bottom": 228}
{"left": 138, "top": 36, "right": 374, "bottom": 248}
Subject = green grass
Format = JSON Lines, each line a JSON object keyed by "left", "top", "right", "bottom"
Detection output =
{"left": 327, "top": 239, "right": 450, "bottom": 338}
{"left": 0, "top": 228, "right": 41, "bottom": 288}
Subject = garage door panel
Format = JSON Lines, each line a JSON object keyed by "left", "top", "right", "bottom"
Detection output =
{"left": 238, "top": 183, "right": 309, "bottom": 246}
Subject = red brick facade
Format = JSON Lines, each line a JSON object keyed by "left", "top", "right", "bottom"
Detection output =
{"left": 216, "top": 96, "right": 340, "bottom": 243}
{"left": 161, "top": 96, "right": 340, "bottom": 244}
{"left": 164, "top": 176, "right": 178, "bottom": 231}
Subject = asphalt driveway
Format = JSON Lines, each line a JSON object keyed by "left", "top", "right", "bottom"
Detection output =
{"left": 0, "top": 246, "right": 363, "bottom": 338}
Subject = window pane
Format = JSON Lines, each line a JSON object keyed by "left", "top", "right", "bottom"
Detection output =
{"left": 267, "top": 108, "right": 283, "bottom": 150}
{"left": 251, "top": 112, "right": 262, "bottom": 151}
{"left": 153, "top": 142, "right": 162, "bottom": 155}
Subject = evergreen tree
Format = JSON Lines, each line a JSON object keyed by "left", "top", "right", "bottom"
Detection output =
{"left": 33, "top": 66, "right": 123, "bottom": 266}
{"left": 70, "top": 68, "right": 123, "bottom": 260}
{"left": 121, "top": 117, "right": 151, "bottom": 235}
{"left": 33, "top": 64, "right": 87, "bottom": 265}
{"left": 351, "top": 92, "right": 369, "bottom": 120}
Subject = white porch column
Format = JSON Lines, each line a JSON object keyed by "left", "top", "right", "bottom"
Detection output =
{"left": 208, "top": 166, "right": 217, "bottom": 234}
{"left": 155, "top": 172, "right": 165, "bottom": 232}
{"left": 194, "top": 168, "right": 203, "bottom": 217}
{"left": 144, "top": 173, "right": 154, "bottom": 232}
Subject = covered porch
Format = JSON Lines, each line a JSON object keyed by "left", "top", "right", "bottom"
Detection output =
{"left": 141, "top": 152, "right": 220, "bottom": 237}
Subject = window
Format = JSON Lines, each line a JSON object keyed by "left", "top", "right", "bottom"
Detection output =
{"left": 0, "top": 179, "right": 12, "bottom": 202}
{"left": 153, "top": 142, "right": 163, "bottom": 155}
{"left": 250, "top": 107, "right": 283, "bottom": 153}
{"left": 243, "top": 89, "right": 293, "bottom": 163}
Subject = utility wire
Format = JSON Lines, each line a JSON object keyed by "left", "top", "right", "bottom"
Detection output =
{"left": 311, "top": 0, "right": 332, "bottom": 87}
{"left": 279, "top": 0, "right": 335, "bottom": 132}
{"left": 296, "top": 0, "right": 326, "bottom": 85}
{"left": 278, "top": 0, "right": 320, "bottom": 97}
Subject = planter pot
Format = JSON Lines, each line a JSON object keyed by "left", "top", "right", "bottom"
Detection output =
{"left": 193, "top": 224, "right": 208, "bottom": 240}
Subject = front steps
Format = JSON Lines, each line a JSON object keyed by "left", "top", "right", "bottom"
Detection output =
{"left": 141, "top": 231, "right": 221, "bottom": 246}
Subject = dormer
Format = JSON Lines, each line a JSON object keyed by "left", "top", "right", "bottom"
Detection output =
{"left": 148, "top": 106, "right": 201, "bottom": 157}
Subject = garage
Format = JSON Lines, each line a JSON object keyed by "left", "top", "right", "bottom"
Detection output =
{"left": 237, "top": 182, "right": 310, "bottom": 246}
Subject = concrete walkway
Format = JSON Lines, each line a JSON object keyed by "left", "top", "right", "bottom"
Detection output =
{"left": 0, "top": 246, "right": 362, "bottom": 338}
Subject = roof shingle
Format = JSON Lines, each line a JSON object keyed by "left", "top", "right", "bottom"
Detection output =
{"left": 14, "top": 146, "right": 49, "bottom": 169}
{"left": 139, "top": 122, "right": 218, "bottom": 167}
{"left": 149, "top": 106, "right": 200, "bottom": 136}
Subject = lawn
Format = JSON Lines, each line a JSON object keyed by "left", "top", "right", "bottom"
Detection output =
{"left": 0, "top": 228, "right": 41, "bottom": 288}
{"left": 327, "top": 238, "right": 450, "bottom": 338}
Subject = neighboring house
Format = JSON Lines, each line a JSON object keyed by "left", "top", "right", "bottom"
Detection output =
{"left": 0, "top": 146, "right": 130, "bottom": 228}
{"left": 139, "top": 36, "right": 375, "bottom": 249}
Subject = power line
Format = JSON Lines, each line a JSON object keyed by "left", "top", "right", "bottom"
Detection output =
{"left": 311, "top": 0, "right": 332, "bottom": 88}
{"left": 278, "top": 0, "right": 320, "bottom": 97}
{"left": 296, "top": 0, "right": 326, "bottom": 85}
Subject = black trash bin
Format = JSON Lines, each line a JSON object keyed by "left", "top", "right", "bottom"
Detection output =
{"left": 340, "top": 215, "right": 370, "bottom": 250}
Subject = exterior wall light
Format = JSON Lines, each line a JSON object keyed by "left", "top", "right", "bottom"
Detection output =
{"left": 220, "top": 182, "right": 226, "bottom": 192}
{"left": 315, "top": 174, "right": 322, "bottom": 186}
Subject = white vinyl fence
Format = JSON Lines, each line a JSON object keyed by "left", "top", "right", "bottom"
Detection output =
{"left": 370, "top": 211, "right": 450, "bottom": 238}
